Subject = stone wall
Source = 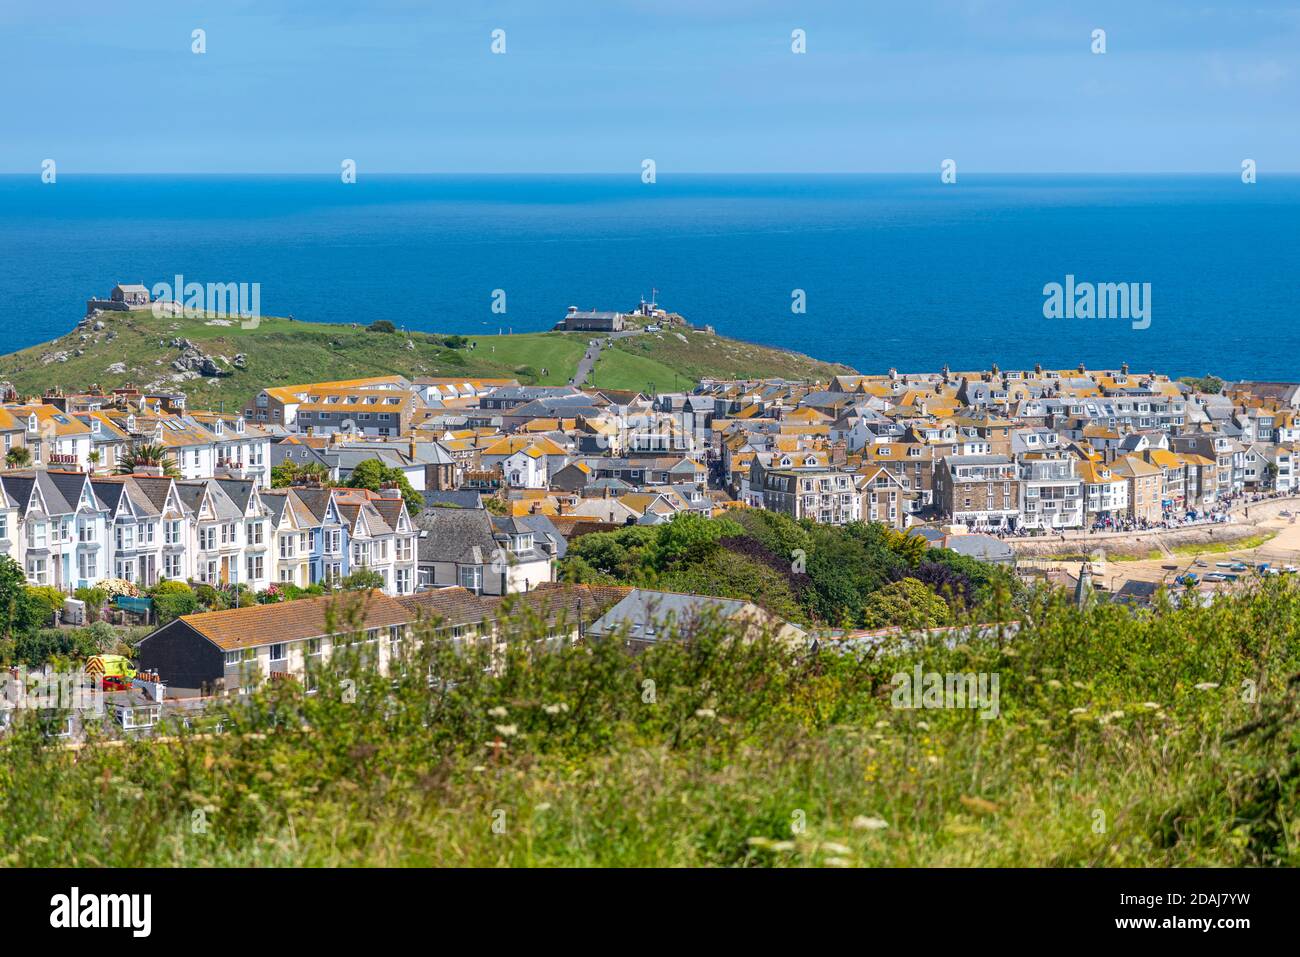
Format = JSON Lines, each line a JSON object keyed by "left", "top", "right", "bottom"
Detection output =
{"left": 1012, "top": 522, "right": 1261, "bottom": 558}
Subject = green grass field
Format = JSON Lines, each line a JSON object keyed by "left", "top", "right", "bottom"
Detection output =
{"left": 606, "top": 326, "right": 852, "bottom": 383}
{"left": 4, "top": 581, "right": 1300, "bottom": 866}
{"left": 588, "top": 346, "right": 684, "bottom": 392}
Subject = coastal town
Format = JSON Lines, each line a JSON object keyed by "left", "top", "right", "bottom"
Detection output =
{"left": 3, "top": 292, "right": 1300, "bottom": 735}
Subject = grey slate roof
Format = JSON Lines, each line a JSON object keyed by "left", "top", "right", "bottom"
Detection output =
{"left": 585, "top": 589, "right": 753, "bottom": 644}
{"left": 413, "top": 507, "right": 498, "bottom": 564}
{"left": 421, "top": 489, "right": 484, "bottom": 510}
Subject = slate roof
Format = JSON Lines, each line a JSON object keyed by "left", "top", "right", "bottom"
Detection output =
{"left": 422, "top": 489, "right": 483, "bottom": 510}
{"left": 511, "top": 513, "right": 568, "bottom": 558}
{"left": 413, "top": 507, "right": 498, "bottom": 564}
{"left": 129, "top": 475, "right": 178, "bottom": 513}
{"left": 584, "top": 589, "right": 755, "bottom": 643}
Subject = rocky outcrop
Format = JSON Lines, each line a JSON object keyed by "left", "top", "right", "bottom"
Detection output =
{"left": 166, "top": 337, "right": 232, "bottom": 377}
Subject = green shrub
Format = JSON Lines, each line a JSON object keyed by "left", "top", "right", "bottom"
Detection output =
{"left": 153, "top": 591, "right": 200, "bottom": 624}
{"left": 859, "top": 577, "right": 953, "bottom": 630}
{"left": 149, "top": 579, "right": 193, "bottom": 596}
{"left": 14, "top": 627, "right": 98, "bottom": 666}
{"left": 24, "top": 586, "right": 65, "bottom": 625}
{"left": 192, "top": 583, "right": 227, "bottom": 611}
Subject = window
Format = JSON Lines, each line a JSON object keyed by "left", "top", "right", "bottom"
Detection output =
{"left": 78, "top": 553, "right": 97, "bottom": 581}
{"left": 26, "top": 557, "right": 48, "bottom": 585}
{"left": 164, "top": 555, "right": 182, "bottom": 579}
{"left": 246, "top": 555, "right": 264, "bottom": 581}
{"left": 249, "top": 522, "right": 264, "bottom": 546}
{"left": 200, "top": 526, "right": 217, "bottom": 551}
{"left": 165, "top": 519, "right": 182, "bottom": 545}
{"left": 396, "top": 567, "right": 412, "bottom": 594}
{"left": 459, "top": 565, "right": 483, "bottom": 592}
{"left": 268, "top": 643, "right": 286, "bottom": 662}
{"left": 0, "top": 515, "right": 7, "bottom": 540}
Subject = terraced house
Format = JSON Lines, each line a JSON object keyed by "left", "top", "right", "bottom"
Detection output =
{"left": 756, "top": 465, "right": 862, "bottom": 525}
{"left": 2, "top": 470, "right": 109, "bottom": 589}
{"left": 136, "top": 583, "right": 628, "bottom": 694}
{"left": 934, "top": 455, "right": 1022, "bottom": 530}
{"left": 243, "top": 375, "right": 413, "bottom": 429}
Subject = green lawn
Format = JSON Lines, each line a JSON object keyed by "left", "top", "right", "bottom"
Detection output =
{"left": 607, "top": 326, "right": 853, "bottom": 383}
{"left": 588, "top": 347, "right": 684, "bottom": 392}
{"left": 462, "top": 333, "right": 588, "bottom": 385}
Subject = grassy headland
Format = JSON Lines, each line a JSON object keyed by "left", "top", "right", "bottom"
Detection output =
{"left": 0, "top": 310, "right": 853, "bottom": 408}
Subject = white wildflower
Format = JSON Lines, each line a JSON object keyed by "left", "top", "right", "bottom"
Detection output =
{"left": 852, "top": 816, "right": 889, "bottom": 831}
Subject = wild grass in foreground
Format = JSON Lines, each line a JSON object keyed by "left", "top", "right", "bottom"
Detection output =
{"left": 2, "top": 582, "right": 1299, "bottom": 867}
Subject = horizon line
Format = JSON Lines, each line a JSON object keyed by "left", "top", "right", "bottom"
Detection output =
{"left": 2, "top": 169, "right": 1297, "bottom": 177}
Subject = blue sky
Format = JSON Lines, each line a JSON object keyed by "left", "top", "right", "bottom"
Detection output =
{"left": 2, "top": 0, "right": 1297, "bottom": 173}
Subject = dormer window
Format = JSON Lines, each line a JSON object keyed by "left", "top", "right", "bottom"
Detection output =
{"left": 126, "top": 415, "right": 136, "bottom": 432}
{"left": 27, "top": 413, "right": 37, "bottom": 433}
{"left": 213, "top": 419, "right": 224, "bottom": 436}
{"left": 236, "top": 417, "right": 246, "bottom": 433}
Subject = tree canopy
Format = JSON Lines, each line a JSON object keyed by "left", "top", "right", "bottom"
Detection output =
{"left": 558, "top": 511, "right": 1019, "bottom": 628}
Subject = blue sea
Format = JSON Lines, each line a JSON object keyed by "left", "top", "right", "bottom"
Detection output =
{"left": 1, "top": 174, "right": 1296, "bottom": 379}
